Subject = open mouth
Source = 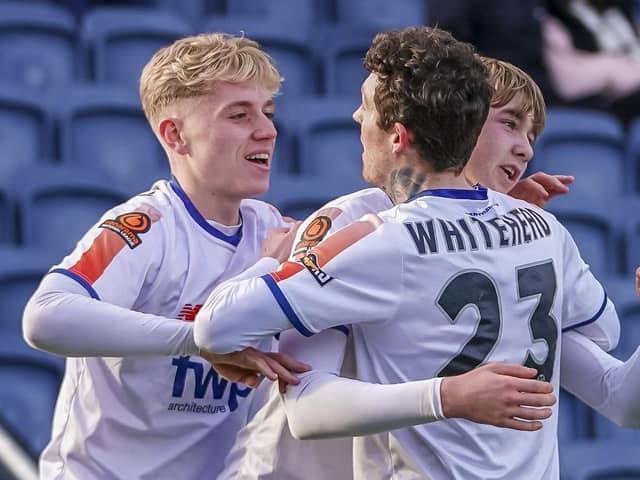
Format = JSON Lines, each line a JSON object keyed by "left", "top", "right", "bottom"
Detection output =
{"left": 501, "top": 166, "right": 516, "bottom": 180}
{"left": 245, "top": 153, "right": 270, "bottom": 166}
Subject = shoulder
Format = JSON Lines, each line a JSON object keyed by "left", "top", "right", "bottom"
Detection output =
{"left": 240, "top": 198, "right": 285, "bottom": 228}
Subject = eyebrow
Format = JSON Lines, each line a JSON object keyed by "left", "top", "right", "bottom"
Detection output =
{"left": 222, "top": 99, "right": 275, "bottom": 111}
{"left": 500, "top": 108, "right": 525, "bottom": 120}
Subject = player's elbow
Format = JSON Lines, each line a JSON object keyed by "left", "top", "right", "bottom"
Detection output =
{"left": 193, "top": 303, "right": 238, "bottom": 354}
{"left": 22, "top": 291, "right": 58, "bottom": 352}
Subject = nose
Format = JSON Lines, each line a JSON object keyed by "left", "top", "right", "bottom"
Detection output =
{"left": 513, "top": 133, "right": 533, "bottom": 163}
{"left": 254, "top": 114, "right": 277, "bottom": 140}
{"left": 352, "top": 105, "right": 362, "bottom": 124}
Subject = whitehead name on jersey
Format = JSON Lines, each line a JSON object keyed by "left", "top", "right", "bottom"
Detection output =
{"left": 41, "top": 179, "right": 282, "bottom": 480}
{"left": 266, "top": 187, "right": 608, "bottom": 480}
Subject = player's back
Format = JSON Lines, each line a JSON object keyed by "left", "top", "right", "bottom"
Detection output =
{"left": 343, "top": 188, "right": 606, "bottom": 479}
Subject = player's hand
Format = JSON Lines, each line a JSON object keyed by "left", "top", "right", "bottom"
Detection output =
{"left": 261, "top": 221, "right": 302, "bottom": 263}
{"left": 508, "top": 172, "right": 574, "bottom": 208}
{"left": 440, "top": 363, "right": 556, "bottom": 431}
{"left": 635, "top": 266, "right": 640, "bottom": 300}
{"left": 199, "top": 346, "right": 311, "bottom": 390}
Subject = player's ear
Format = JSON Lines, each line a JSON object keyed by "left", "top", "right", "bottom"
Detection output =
{"left": 391, "top": 122, "right": 414, "bottom": 154}
{"left": 159, "top": 117, "right": 189, "bottom": 155}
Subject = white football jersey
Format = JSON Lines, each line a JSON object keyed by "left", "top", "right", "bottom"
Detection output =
{"left": 40, "top": 179, "right": 282, "bottom": 480}
{"left": 219, "top": 188, "right": 391, "bottom": 480}
{"left": 263, "top": 187, "right": 609, "bottom": 480}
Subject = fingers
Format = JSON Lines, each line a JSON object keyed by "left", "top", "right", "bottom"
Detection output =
{"left": 515, "top": 391, "right": 556, "bottom": 408}
{"left": 267, "top": 352, "right": 311, "bottom": 373}
{"left": 636, "top": 266, "right": 640, "bottom": 299}
{"left": 554, "top": 175, "right": 575, "bottom": 186}
{"left": 262, "top": 356, "right": 302, "bottom": 386}
{"left": 483, "top": 363, "right": 539, "bottom": 379}
{"left": 498, "top": 417, "right": 544, "bottom": 432}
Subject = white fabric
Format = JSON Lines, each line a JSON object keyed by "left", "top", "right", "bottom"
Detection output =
{"left": 24, "top": 179, "right": 284, "bottom": 480}
{"left": 281, "top": 333, "right": 444, "bottom": 438}
{"left": 561, "top": 331, "right": 640, "bottom": 427}
{"left": 216, "top": 188, "right": 392, "bottom": 480}
{"left": 197, "top": 187, "right": 618, "bottom": 479}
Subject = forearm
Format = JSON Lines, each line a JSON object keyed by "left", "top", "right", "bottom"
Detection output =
{"left": 283, "top": 372, "right": 443, "bottom": 439}
{"left": 23, "top": 273, "right": 197, "bottom": 357}
{"left": 195, "top": 274, "right": 294, "bottom": 354}
{"left": 561, "top": 331, "right": 640, "bottom": 427}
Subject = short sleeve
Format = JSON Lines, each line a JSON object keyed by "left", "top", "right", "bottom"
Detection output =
{"left": 52, "top": 201, "right": 165, "bottom": 309}
{"left": 264, "top": 215, "right": 404, "bottom": 336}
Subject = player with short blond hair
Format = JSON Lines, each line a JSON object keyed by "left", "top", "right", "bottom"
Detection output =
{"left": 22, "top": 32, "right": 306, "bottom": 479}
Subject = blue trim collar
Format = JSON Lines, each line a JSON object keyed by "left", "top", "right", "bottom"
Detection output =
{"left": 169, "top": 177, "right": 242, "bottom": 247}
{"left": 407, "top": 186, "right": 488, "bottom": 202}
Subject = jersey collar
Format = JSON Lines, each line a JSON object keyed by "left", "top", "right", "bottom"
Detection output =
{"left": 407, "top": 185, "right": 488, "bottom": 202}
{"left": 169, "top": 177, "right": 243, "bottom": 247}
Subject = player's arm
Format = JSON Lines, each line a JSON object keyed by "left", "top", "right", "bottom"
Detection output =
{"left": 194, "top": 216, "right": 403, "bottom": 354}
{"left": 280, "top": 329, "right": 555, "bottom": 439}
{"left": 561, "top": 331, "right": 640, "bottom": 427}
{"left": 23, "top": 272, "right": 198, "bottom": 356}
{"left": 559, "top": 224, "right": 620, "bottom": 350}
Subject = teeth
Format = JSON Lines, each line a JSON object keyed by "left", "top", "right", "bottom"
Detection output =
{"left": 503, "top": 167, "right": 514, "bottom": 179}
{"left": 246, "top": 153, "right": 269, "bottom": 160}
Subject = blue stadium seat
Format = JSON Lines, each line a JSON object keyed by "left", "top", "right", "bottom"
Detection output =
{"left": 0, "top": 246, "right": 59, "bottom": 353}
{"left": 558, "top": 390, "right": 593, "bottom": 447}
{"left": 0, "top": 2, "right": 77, "bottom": 89}
{"left": 8, "top": 165, "right": 130, "bottom": 257}
{"left": 0, "top": 351, "right": 63, "bottom": 458}
{"left": 259, "top": 174, "right": 367, "bottom": 220}
{"left": 56, "top": 84, "right": 167, "bottom": 192}
{"left": 317, "top": 26, "right": 377, "bottom": 98}
{"left": 81, "top": 7, "right": 193, "bottom": 85}
{"left": 334, "top": 0, "right": 427, "bottom": 28}
{"left": 560, "top": 440, "right": 640, "bottom": 479}
{"left": 620, "top": 195, "right": 640, "bottom": 274}
{"left": 533, "top": 109, "right": 628, "bottom": 199}
{"left": 0, "top": 185, "right": 15, "bottom": 245}
{"left": 152, "top": 0, "right": 225, "bottom": 26}
{"left": 278, "top": 96, "right": 365, "bottom": 183}
{"left": 0, "top": 84, "right": 54, "bottom": 176}
{"left": 199, "top": 17, "right": 317, "bottom": 96}
{"left": 548, "top": 196, "right": 618, "bottom": 277}
{"left": 226, "top": 0, "right": 327, "bottom": 28}
{"left": 628, "top": 118, "right": 640, "bottom": 193}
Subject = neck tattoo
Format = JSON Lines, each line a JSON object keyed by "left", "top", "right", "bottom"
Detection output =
{"left": 385, "top": 167, "right": 427, "bottom": 204}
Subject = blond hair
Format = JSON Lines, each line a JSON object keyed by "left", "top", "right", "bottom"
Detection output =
{"left": 140, "top": 33, "right": 282, "bottom": 128}
{"left": 481, "top": 57, "right": 546, "bottom": 140}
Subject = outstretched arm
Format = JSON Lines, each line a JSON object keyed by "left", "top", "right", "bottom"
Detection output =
{"left": 561, "top": 331, "right": 640, "bottom": 427}
{"left": 280, "top": 330, "right": 556, "bottom": 440}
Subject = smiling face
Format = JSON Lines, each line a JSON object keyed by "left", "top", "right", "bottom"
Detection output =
{"left": 465, "top": 93, "right": 535, "bottom": 193}
{"left": 175, "top": 80, "right": 277, "bottom": 200}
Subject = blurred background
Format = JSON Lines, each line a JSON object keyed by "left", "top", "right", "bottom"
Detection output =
{"left": 0, "top": 0, "right": 639, "bottom": 478}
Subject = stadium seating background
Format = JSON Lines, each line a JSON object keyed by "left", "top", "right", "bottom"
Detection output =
{"left": 1, "top": 1, "right": 639, "bottom": 478}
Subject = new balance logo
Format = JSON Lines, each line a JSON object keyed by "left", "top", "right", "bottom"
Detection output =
{"left": 176, "top": 304, "right": 203, "bottom": 322}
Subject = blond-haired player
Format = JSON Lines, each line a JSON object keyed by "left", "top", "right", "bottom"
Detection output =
{"left": 22, "top": 33, "right": 307, "bottom": 479}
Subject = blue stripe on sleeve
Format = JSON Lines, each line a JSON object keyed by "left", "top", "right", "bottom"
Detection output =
{"left": 49, "top": 268, "right": 101, "bottom": 300}
{"left": 260, "top": 274, "right": 314, "bottom": 337}
{"left": 562, "top": 290, "right": 608, "bottom": 332}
